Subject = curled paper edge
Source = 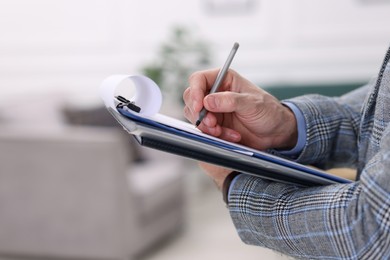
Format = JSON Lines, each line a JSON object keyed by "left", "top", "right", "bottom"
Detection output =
{"left": 100, "top": 75, "right": 162, "bottom": 116}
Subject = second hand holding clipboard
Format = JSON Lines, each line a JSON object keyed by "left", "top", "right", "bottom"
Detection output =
{"left": 99, "top": 72, "right": 352, "bottom": 187}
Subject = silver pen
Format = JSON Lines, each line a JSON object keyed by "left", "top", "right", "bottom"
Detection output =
{"left": 195, "top": 42, "right": 239, "bottom": 126}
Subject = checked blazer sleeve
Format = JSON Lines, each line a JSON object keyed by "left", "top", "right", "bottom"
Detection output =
{"left": 281, "top": 84, "right": 371, "bottom": 170}
{"left": 228, "top": 46, "right": 390, "bottom": 259}
{"left": 229, "top": 155, "right": 390, "bottom": 260}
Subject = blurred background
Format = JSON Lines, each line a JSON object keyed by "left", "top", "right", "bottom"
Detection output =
{"left": 0, "top": 0, "right": 390, "bottom": 259}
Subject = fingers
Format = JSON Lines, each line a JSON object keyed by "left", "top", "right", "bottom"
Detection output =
{"left": 198, "top": 162, "right": 234, "bottom": 189}
{"left": 183, "top": 69, "right": 247, "bottom": 143}
{"left": 183, "top": 104, "right": 198, "bottom": 124}
{"left": 198, "top": 118, "right": 242, "bottom": 143}
{"left": 184, "top": 105, "right": 241, "bottom": 142}
{"left": 185, "top": 69, "right": 218, "bottom": 113}
{"left": 184, "top": 69, "right": 235, "bottom": 114}
{"left": 218, "top": 126, "right": 241, "bottom": 142}
{"left": 183, "top": 69, "right": 219, "bottom": 125}
{"left": 204, "top": 91, "right": 254, "bottom": 114}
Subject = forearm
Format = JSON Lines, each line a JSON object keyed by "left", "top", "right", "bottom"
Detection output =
{"left": 228, "top": 171, "right": 389, "bottom": 259}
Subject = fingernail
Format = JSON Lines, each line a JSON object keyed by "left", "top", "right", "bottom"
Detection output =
{"left": 229, "top": 132, "right": 240, "bottom": 140}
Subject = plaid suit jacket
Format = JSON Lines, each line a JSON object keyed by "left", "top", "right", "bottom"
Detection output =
{"left": 229, "top": 46, "right": 390, "bottom": 259}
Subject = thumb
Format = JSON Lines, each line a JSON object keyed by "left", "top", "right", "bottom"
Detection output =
{"left": 204, "top": 92, "right": 249, "bottom": 113}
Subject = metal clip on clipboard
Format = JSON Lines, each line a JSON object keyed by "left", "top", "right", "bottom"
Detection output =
{"left": 115, "top": 95, "right": 141, "bottom": 113}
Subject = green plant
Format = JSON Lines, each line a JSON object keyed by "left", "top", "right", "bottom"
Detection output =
{"left": 140, "top": 26, "right": 212, "bottom": 103}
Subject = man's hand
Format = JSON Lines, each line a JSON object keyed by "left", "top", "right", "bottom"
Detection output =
{"left": 183, "top": 69, "right": 298, "bottom": 151}
{"left": 183, "top": 69, "right": 298, "bottom": 187}
{"left": 198, "top": 162, "right": 233, "bottom": 190}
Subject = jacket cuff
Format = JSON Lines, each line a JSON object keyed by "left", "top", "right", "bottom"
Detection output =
{"left": 222, "top": 171, "right": 241, "bottom": 204}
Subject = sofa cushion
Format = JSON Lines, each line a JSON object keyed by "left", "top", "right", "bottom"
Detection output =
{"left": 127, "top": 157, "right": 185, "bottom": 226}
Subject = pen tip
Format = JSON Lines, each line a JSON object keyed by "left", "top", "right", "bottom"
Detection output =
{"left": 195, "top": 120, "right": 201, "bottom": 127}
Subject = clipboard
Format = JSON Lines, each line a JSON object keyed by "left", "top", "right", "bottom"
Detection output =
{"left": 100, "top": 74, "right": 353, "bottom": 186}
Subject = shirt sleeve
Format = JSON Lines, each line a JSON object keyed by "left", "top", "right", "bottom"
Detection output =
{"left": 276, "top": 102, "right": 307, "bottom": 157}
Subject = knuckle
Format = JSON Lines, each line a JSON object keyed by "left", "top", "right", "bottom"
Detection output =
{"left": 183, "top": 106, "right": 192, "bottom": 120}
{"left": 228, "top": 68, "right": 237, "bottom": 76}
{"left": 225, "top": 95, "right": 237, "bottom": 108}
{"left": 223, "top": 92, "right": 241, "bottom": 107}
{"left": 188, "top": 71, "right": 203, "bottom": 82}
{"left": 183, "top": 87, "right": 190, "bottom": 100}
{"left": 183, "top": 105, "right": 191, "bottom": 115}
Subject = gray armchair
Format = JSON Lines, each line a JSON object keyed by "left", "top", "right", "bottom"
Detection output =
{"left": 0, "top": 125, "right": 185, "bottom": 260}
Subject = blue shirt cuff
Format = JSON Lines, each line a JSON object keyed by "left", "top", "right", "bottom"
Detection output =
{"left": 277, "top": 101, "right": 307, "bottom": 156}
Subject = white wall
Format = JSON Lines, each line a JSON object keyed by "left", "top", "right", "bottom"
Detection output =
{"left": 0, "top": 0, "right": 390, "bottom": 100}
